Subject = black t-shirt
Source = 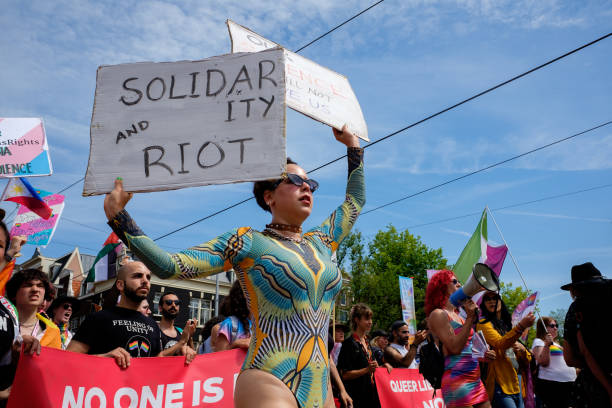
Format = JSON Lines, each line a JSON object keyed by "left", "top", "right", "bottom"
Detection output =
{"left": 160, "top": 327, "right": 182, "bottom": 350}
{"left": 337, "top": 335, "right": 381, "bottom": 408}
{"left": 0, "top": 297, "right": 18, "bottom": 390}
{"left": 73, "top": 306, "right": 162, "bottom": 357}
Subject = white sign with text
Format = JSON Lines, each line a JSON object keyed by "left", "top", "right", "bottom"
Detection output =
{"left": 84, "top": 48, "right": 286, "bottom": 196}
{"left": 227, "top": 20, "right": 369, "bottom": 141}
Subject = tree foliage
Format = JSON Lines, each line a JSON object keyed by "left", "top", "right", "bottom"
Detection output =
{"left": 339, "top": 225, "right": 448, "bottom": 332}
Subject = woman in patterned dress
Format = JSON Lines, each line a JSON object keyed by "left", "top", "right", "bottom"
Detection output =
{"left": 425, "top": 269, "right": 495, "bottom": 408}
{"left": 104, "top": 125, "right": 364, "bottom": 408}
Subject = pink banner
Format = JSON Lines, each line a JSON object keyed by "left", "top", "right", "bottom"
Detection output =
{"left": 375, "top": 368, "right": 446, "bottom": 407}
{"left": 8, "top": 347, "right": 246, "bottom": 408}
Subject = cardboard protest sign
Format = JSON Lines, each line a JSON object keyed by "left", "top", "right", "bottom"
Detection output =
{"left": 83, "top": 48, "right": 286, "bottom": 196}
{"left": 10, "top": 191, "right": 65, "bottom": 247}
{"left": 0, "top": 118, "right": 53, "bottom": 177}
{"left": 227, "top": 20, "right": 369, "bottom": 142}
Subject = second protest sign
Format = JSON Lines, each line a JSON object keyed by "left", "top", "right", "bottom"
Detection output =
{"left": 83, "top": 48, "right": 286, "bottom": 196}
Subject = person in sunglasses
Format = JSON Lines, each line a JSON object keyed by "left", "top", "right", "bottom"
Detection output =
{"left": 158, "top": 292, "right": 194, "bottom": 351}
{"left": 48, "top": 295, "right": 80, "bottom": 350}
{"left": 531, "top": 316, "right": 576, "bottom": 408}
{"left": 104, "top": 125, "right": 364, "bottom": 408}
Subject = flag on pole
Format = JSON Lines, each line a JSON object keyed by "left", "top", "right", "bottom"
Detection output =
{"left": 512, "top": 292, "right": 538, "bottom": 342}
{"left": 452, "top": 208, "right": 509, "bottom": 283}
{"left": 85, "top": 233, "right": 122, "bottom": 283}
{"left": 1, "top": 177, "right": 53, "bottom": 219}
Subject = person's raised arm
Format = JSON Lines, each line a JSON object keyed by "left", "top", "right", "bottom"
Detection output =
{"left": 313, "top": 125, "right": 365, "bottom": 248}
{"left": 104, "top": 178, "right": 252, "bottom": 280}
{"left": 477, "top": 313, "right": 535, "bottom": 352}
{"left": 428, "top": 301, "right": 478, "bottom": 355}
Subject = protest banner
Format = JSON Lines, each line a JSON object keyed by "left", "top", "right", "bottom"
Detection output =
{"left": 399, "top": 276, "right": 417, "bottom": 334}
{"left": 83, "top": 48, "right": 286, "bottom": 196}
{"left": 8, "top": 347, "right": 247, "bottom": 408}
{"left": 375, "top": 368, "right": 445, "bottom": 408}
{"left": 0, "top": 118, "right": 53, "bottom": 177}
{"left": 10, "top": 191, "right": 65, "bottom": 247}
{"left": 227, "top": 20, "right": 369, "bottom": 142}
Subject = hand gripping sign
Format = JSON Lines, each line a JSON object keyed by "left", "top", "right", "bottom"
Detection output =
{"left": 227, "top": 20, "right": 369, "bottom": 142}
{"left": 83, "top": 48, "right": 286, "bottom": 196}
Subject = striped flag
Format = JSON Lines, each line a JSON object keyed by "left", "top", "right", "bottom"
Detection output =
{"left": 85, "top": 233, "right": 123, "bottom": 283}
{"left": 1, "top": 177, "right": 53, "bottom": 219}
{"left": 453, "top": 209, "right": 508, "bottom": 283}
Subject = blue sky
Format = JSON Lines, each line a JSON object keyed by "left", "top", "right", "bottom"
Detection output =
{"left": 1, "top": 0, "right": 611, "bottom": 317}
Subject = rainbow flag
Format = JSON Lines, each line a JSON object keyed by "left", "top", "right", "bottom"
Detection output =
{"left": 128, "top": 341, "right": 139, "bottom": 350}
{"left": 140, "top": 343, "right": 150, "bottom": 354}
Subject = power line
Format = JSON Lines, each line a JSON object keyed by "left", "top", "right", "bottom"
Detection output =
{"left": 294, "top": 0, "right": 385, "bottom": 52}
{"left": 401, "top": 183, "right": 612, "bottom": 231}
{"left": 54, "top": 32, "right": 612, "bottom": 241}
{"left": 360, "top": 120, "right": 612, "bottom": 215}
{"left": 49, "top": 3, "right": 385, "bottom": 198}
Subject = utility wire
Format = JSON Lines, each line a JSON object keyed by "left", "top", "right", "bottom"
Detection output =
{"left": 48, "top": 2, "right": 385, "bottom": 198}
{"left": 401, "top": 183, "right": 612, "bottom": 231}
{"left": 50, "top": 32, "right": 612, "bottom": 241}
{"left": 360, "top": 120, "right": 612, "bottom": 215}
{"left": 294, "top": 0, "right": 385, "bottom": 52}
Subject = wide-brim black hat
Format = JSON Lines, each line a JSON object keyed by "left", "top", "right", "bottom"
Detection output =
{"left": 48, "top": 295, "right": 81, "bottom": 317}
{"left": 329, "top": 322, "right": 349, "bottom": 332}
{"left": 561, "top": 262, "right": 605, "bottom": 290}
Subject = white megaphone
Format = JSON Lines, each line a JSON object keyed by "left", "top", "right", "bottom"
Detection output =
{"left": 450, "top": 263, "right": 500, "bottom": 307}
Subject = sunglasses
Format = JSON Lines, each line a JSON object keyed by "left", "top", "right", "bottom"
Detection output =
{"left": 272, "top": 173, "right": 319, "bottom": 192}
{"left": 451, "top": 279, "right": 458, "bottom": 285}
{"left": 62, "top": 303, "right": 73, "bottom": 310}
{"left": 547, "top": 324, "right": 558, "bottom": 328}
{"left": 164, "top": 299, "right": 181, "bottom": 306}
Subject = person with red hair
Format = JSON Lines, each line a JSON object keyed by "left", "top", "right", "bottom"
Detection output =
{"left": 426, "top": 270, "right": 494, "bottom": 408}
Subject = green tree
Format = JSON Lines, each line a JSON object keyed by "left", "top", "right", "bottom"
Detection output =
{"left": 340, "top": 225, "right": 448, "bottom": 332}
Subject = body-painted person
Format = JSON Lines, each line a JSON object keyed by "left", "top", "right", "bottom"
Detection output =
{"left": 103, "top": 125, "right": 364, "bottom": 408}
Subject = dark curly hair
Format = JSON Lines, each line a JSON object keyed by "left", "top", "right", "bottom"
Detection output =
{"left": 253, "top": 157, "right": 297, "bottom": 212}
{"left": 202, "top": 315, "right": 226, "bottom": 342}
{"left": 478, "top": 292, "right": 512, "bottom": 335}
{"left": 228, "top": 280, "right": 250, "bottom": 331}
{"left": 425, "top": 269, "right": 454, "bottom": 316}
{"left": 6, "top": 268, "right": 53, "bottom": 305}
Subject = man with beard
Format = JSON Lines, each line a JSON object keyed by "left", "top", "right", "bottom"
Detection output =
{"left": 158, "top": 292, "right": 195, "bottom": 352}
{"left": 384, "top": 320, "right": 427, "bottom": 369}
{"left": 68, "top": 262, "right": 195, "bottom": 367}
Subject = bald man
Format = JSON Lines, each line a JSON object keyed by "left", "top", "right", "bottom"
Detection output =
{"left": 68, "top": 262, "right": 195, "bottom": 367}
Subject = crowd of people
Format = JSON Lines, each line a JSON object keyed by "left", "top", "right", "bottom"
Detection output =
{"left": 0, "top": 125, "right": 610, "bottom": 408}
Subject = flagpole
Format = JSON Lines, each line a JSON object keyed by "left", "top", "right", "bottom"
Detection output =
{"left": 486, "top": 206, "right": 547, "bottom": 330}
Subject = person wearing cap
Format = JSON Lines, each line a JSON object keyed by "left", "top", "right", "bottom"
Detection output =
{"left": 384, "top": 320, "right": 427, "bottom": 369}
{"left": 48, "top": 295, "right": 80, "bottom": 349}
{"left": 369, "top": 329, "right": 388, "bottom": 366}
{"left": 330, "top": 322, "right": 348, "bottom": 365}
{"left": 561, "top": 262, "right": 612, "bottom": 408}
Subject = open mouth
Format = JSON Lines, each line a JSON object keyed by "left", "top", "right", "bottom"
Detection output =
{"left": 299, "top": 194, "right": 312, "bottom": 206}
